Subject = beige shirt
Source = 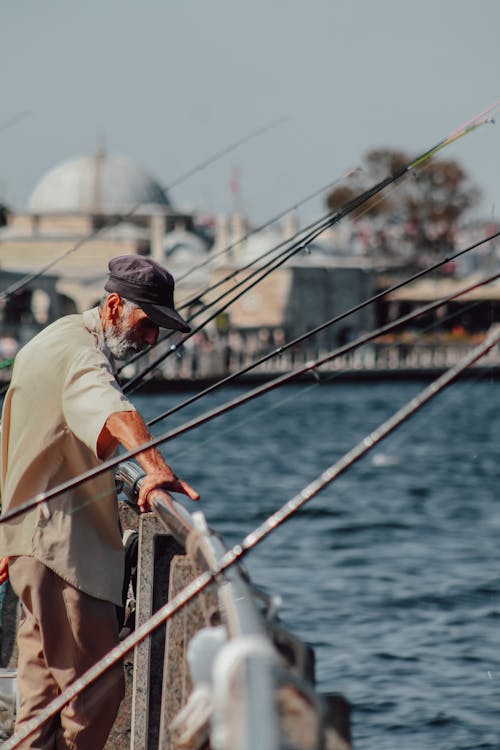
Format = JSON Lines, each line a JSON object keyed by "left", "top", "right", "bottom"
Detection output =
{"left": 0, "top": 308, "right": 136, "bottom": 605}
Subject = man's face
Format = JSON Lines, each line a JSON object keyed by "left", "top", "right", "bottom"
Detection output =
{"left": 104, "top": 303, "right": 160, "bottom": 360}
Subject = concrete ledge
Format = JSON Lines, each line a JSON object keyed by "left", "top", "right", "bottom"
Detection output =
{"left": 159, "top": 555, "right": 218, "bottom": 750}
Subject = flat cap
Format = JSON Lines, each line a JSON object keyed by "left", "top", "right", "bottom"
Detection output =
{"left": 104, "top": 255, "right": 190, "bottom": 333}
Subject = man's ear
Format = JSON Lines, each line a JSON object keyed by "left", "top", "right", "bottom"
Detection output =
{"left": 105, "top": 293, "right": 124, "bottom": 324}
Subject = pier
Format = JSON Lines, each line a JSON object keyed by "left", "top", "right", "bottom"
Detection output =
{"left": 117, "top": 338, "right": 500, "bottom": 389}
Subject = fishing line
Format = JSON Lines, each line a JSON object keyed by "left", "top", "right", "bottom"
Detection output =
{"left": 366, "top": 366, "right": 497, "bottom": 466}
{"left": 278, "top": 299, "right": 492, "bottom": 442}
{"left": 291, "top": 291, "right": 500, "bottom": 474}
{"left": 5, "top": 326, "right": 499, "bottom": 750}
{"left": 3, "top": 268, "right": 500, "bottom": 525}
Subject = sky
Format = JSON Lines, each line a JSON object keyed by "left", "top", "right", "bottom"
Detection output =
{"left": 1, "top": 0, "right": 500, "bottom": 227}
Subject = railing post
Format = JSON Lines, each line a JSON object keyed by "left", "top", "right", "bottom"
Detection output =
{"left": 131, "top": 514, "right": 183, "bottom": 750}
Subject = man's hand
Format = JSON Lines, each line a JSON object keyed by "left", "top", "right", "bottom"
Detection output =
{"left": 102, "top": 411, "right": 200, "bottom": 512}
{"left": 0, "top": 557, "right": 9, "bottom": 585}
{"left": 138, "top": 471, "right": 199, "bottom": 512}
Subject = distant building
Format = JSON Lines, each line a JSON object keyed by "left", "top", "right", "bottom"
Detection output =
{"left": 0, "top": 149, "right": 383, "bottom": 350}
{"left": 0, "top": 148, "right": 212, "bottom": 334}
{"left": 206, "top": 215, "right": 376, "bottom": 351}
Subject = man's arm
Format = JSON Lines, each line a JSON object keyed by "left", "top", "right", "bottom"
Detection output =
{"left": 98, "top": 410, "right": 200, "bottom": 512}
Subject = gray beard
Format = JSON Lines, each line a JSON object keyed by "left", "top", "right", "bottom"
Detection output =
{"left": 103, "top": 326, "right": 149, "bottom": 361}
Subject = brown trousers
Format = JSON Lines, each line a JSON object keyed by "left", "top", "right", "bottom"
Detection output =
{"left": 9, "top": 556, "right": 125, "bottom": 750}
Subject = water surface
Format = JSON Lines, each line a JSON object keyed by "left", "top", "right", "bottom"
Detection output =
{"left": 136, "top": 377, "right": 500, "bottom": 749}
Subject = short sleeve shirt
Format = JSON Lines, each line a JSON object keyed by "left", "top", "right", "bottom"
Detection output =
{"left": 0, "top": 308, "right": 136, "bottom": 605}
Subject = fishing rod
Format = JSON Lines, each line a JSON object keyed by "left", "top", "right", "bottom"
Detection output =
{"left": 119, "top": 105, "right": 498, "bottom": 388}
{"left": 118, "top": 176, "right": 406, "bottom": 383}
{"left": 145, "top": 229, "right": 500, "bottom": 427}
{"left": 117, "top": 168, "right": 372, "bottom": 378}
{"left": 122, "top": 212, "right": 345, "bottom": 391}
{"left": 174, "top": 168, "right": 358, "bottom": 287}
{"left": 0, "top": 176, "right": 348, "bottom": 395}
{"left": 5, "top": 322, "right": 499, "bottom": 750}
{"left": 0, "top": 110, "right": 31, "bottom": 135}
{"left": 116, "top": 202, "right": 346, "bottom": 377}
{"left": 182, "top": 97, "right": 498, "bottom": 307}
{"left": 0, "top": 117, "right": 287, "bottom": 301}
{"left": 166, "top": 116, "right": 288, "bottom": 191}
{"left": 0, "top": 193, "right": 338, "bottom": 398}
{"left": 2, "top": 101, "right": 497, "bottom": 306}
{"left": 3, "top": 267, "right": 499, "bottom": 525}
{"left": 0, "top": 217, "right": 126, "bottom": 299}
{"left": 121, "top": 203, "right": 489, "bottom": 394}
{"left": 124, "top": 176, "right": 411, "bottom": 387}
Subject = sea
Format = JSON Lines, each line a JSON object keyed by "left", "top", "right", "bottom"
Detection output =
{"left": 133, "top": 376, "right": 500, "bottom": 750}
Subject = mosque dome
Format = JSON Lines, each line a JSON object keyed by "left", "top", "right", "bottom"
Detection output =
{"left": 163, "top": 228, "right": 210, "bottom": 287}
{"left": 28, "top": 151, "right": 170, "bottom": 215}
{"left": 164, "top": 228, "right": 209, "bottom": 263}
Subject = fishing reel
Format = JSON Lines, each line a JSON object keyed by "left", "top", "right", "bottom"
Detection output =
{"left": 114, "top": 461, "right": 145, "bottom": 509}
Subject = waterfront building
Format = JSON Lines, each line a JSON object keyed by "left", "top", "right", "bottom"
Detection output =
{"left": 0, "top": 148, "right": 212, "bottom": 341}
{"left": 0, "top": 150, "right": 377, "bottom": 353}
{"left": 3, "top": 149, "right": 498, "bottom": 381}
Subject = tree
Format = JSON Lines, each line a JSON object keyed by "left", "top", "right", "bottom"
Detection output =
{"left": 326, "top": 149, "right": 481, "bottom": 263}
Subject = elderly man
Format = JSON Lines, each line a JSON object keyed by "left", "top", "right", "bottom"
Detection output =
{"left": 0, "top": 255, "right": 199, "bottom": 749}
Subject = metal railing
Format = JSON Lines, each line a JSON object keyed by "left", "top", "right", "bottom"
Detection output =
{"left": 116, "top": 339, "right": 500, "bottom": 384}
{"left": 119, "top": 464, "right": 285, "bottom": 750}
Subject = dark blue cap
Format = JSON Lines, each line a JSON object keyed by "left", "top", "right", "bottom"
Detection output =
{"left": 105, "top": 255, "right": 190, "bottom": 333}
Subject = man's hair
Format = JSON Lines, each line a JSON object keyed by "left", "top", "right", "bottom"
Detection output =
{"left": 99, "top": 293, "right": 141, "bottom": 316}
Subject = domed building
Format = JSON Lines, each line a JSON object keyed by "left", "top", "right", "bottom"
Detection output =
{"left": 28, "top": 151, "right": 171, "bottom": 216}
{"left": 0, "top": 150, "right": 376, "bottom": 364}
{"left": 0, "top": 149, "right": 211, "bottom": 329}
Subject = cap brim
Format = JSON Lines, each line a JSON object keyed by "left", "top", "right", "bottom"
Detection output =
{"left": 139, "top": 302, "right": 191, "bottom": 333}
